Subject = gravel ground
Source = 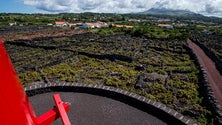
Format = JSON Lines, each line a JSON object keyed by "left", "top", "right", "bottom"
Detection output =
{"left": 29, "top": 92, "right": 166, "bottom": 125}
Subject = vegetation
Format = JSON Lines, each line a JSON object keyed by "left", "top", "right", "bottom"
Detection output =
{"left": 5, "top": 28, "right": 213, "bottom": 124}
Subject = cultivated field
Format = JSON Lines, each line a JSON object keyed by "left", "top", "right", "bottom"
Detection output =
{"left": 4, "top": 30, "right": 213, "bottom": 124}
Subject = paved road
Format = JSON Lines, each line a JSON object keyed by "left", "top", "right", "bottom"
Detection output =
{"left": 29, "top": 92, "right": 166, "bottom": 125}
{"left": 188, "top": 39, "right": 222, "bottom": 105}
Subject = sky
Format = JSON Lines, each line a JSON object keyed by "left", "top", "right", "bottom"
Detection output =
{"left": 1, "top": 0, "right": 222, "bottom": 17}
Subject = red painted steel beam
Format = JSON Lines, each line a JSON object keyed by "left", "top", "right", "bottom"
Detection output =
{"left": 0, "top": 38, "right": 37, "bottom": 125}
{"left": 53, "top": 94, "right": 71, "bottom": 125}
{"left": 35, "top": 103, "right": 70, "bottom": 125}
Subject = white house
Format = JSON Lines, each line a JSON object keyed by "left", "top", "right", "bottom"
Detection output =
{"left": 55, "top": 22, "right": 69, "bottom": 27}
{"left": 9, "top": 22, "right": 16, "bottom": 26}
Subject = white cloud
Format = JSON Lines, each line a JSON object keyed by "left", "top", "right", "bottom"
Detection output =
{"left": 22, "top": 0, "right": 222, "bottom": 17}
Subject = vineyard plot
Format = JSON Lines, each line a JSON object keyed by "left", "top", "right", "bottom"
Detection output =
{"left": 5, "top": 32, "right": 212, "bottom": 124}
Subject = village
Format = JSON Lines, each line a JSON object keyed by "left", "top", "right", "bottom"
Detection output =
{"left": 54, "top": 21, "right": 137, "bottom": 29}
{"left": 9, "top": 20, "right": 176, "bottom": 29}
{"left": 8, "top": 20, "right": 183, "bottom": 31}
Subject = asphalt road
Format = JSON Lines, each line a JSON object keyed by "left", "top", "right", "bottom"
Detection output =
{"left": 29, "top": 92, "right": 167, "bottom": 125}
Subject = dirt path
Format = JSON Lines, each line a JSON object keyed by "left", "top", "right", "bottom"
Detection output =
{"left": 188, "top": 39, "right": 222, "bottom": 105}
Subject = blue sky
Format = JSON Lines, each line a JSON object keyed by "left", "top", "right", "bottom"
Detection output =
{"left": 0, "top": 0, "right": 35, "bottom": 13}
{"left": 1, "top": 0, "right": 222, "bottom": 17}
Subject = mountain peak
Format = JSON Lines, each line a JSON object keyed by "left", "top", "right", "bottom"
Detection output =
{"left": 141, "top": 8, "right": 203, "bottom": 17}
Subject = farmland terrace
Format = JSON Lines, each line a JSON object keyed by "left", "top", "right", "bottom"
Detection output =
{"left": 4, "top": 31, "right": 213, "bottom": 124}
